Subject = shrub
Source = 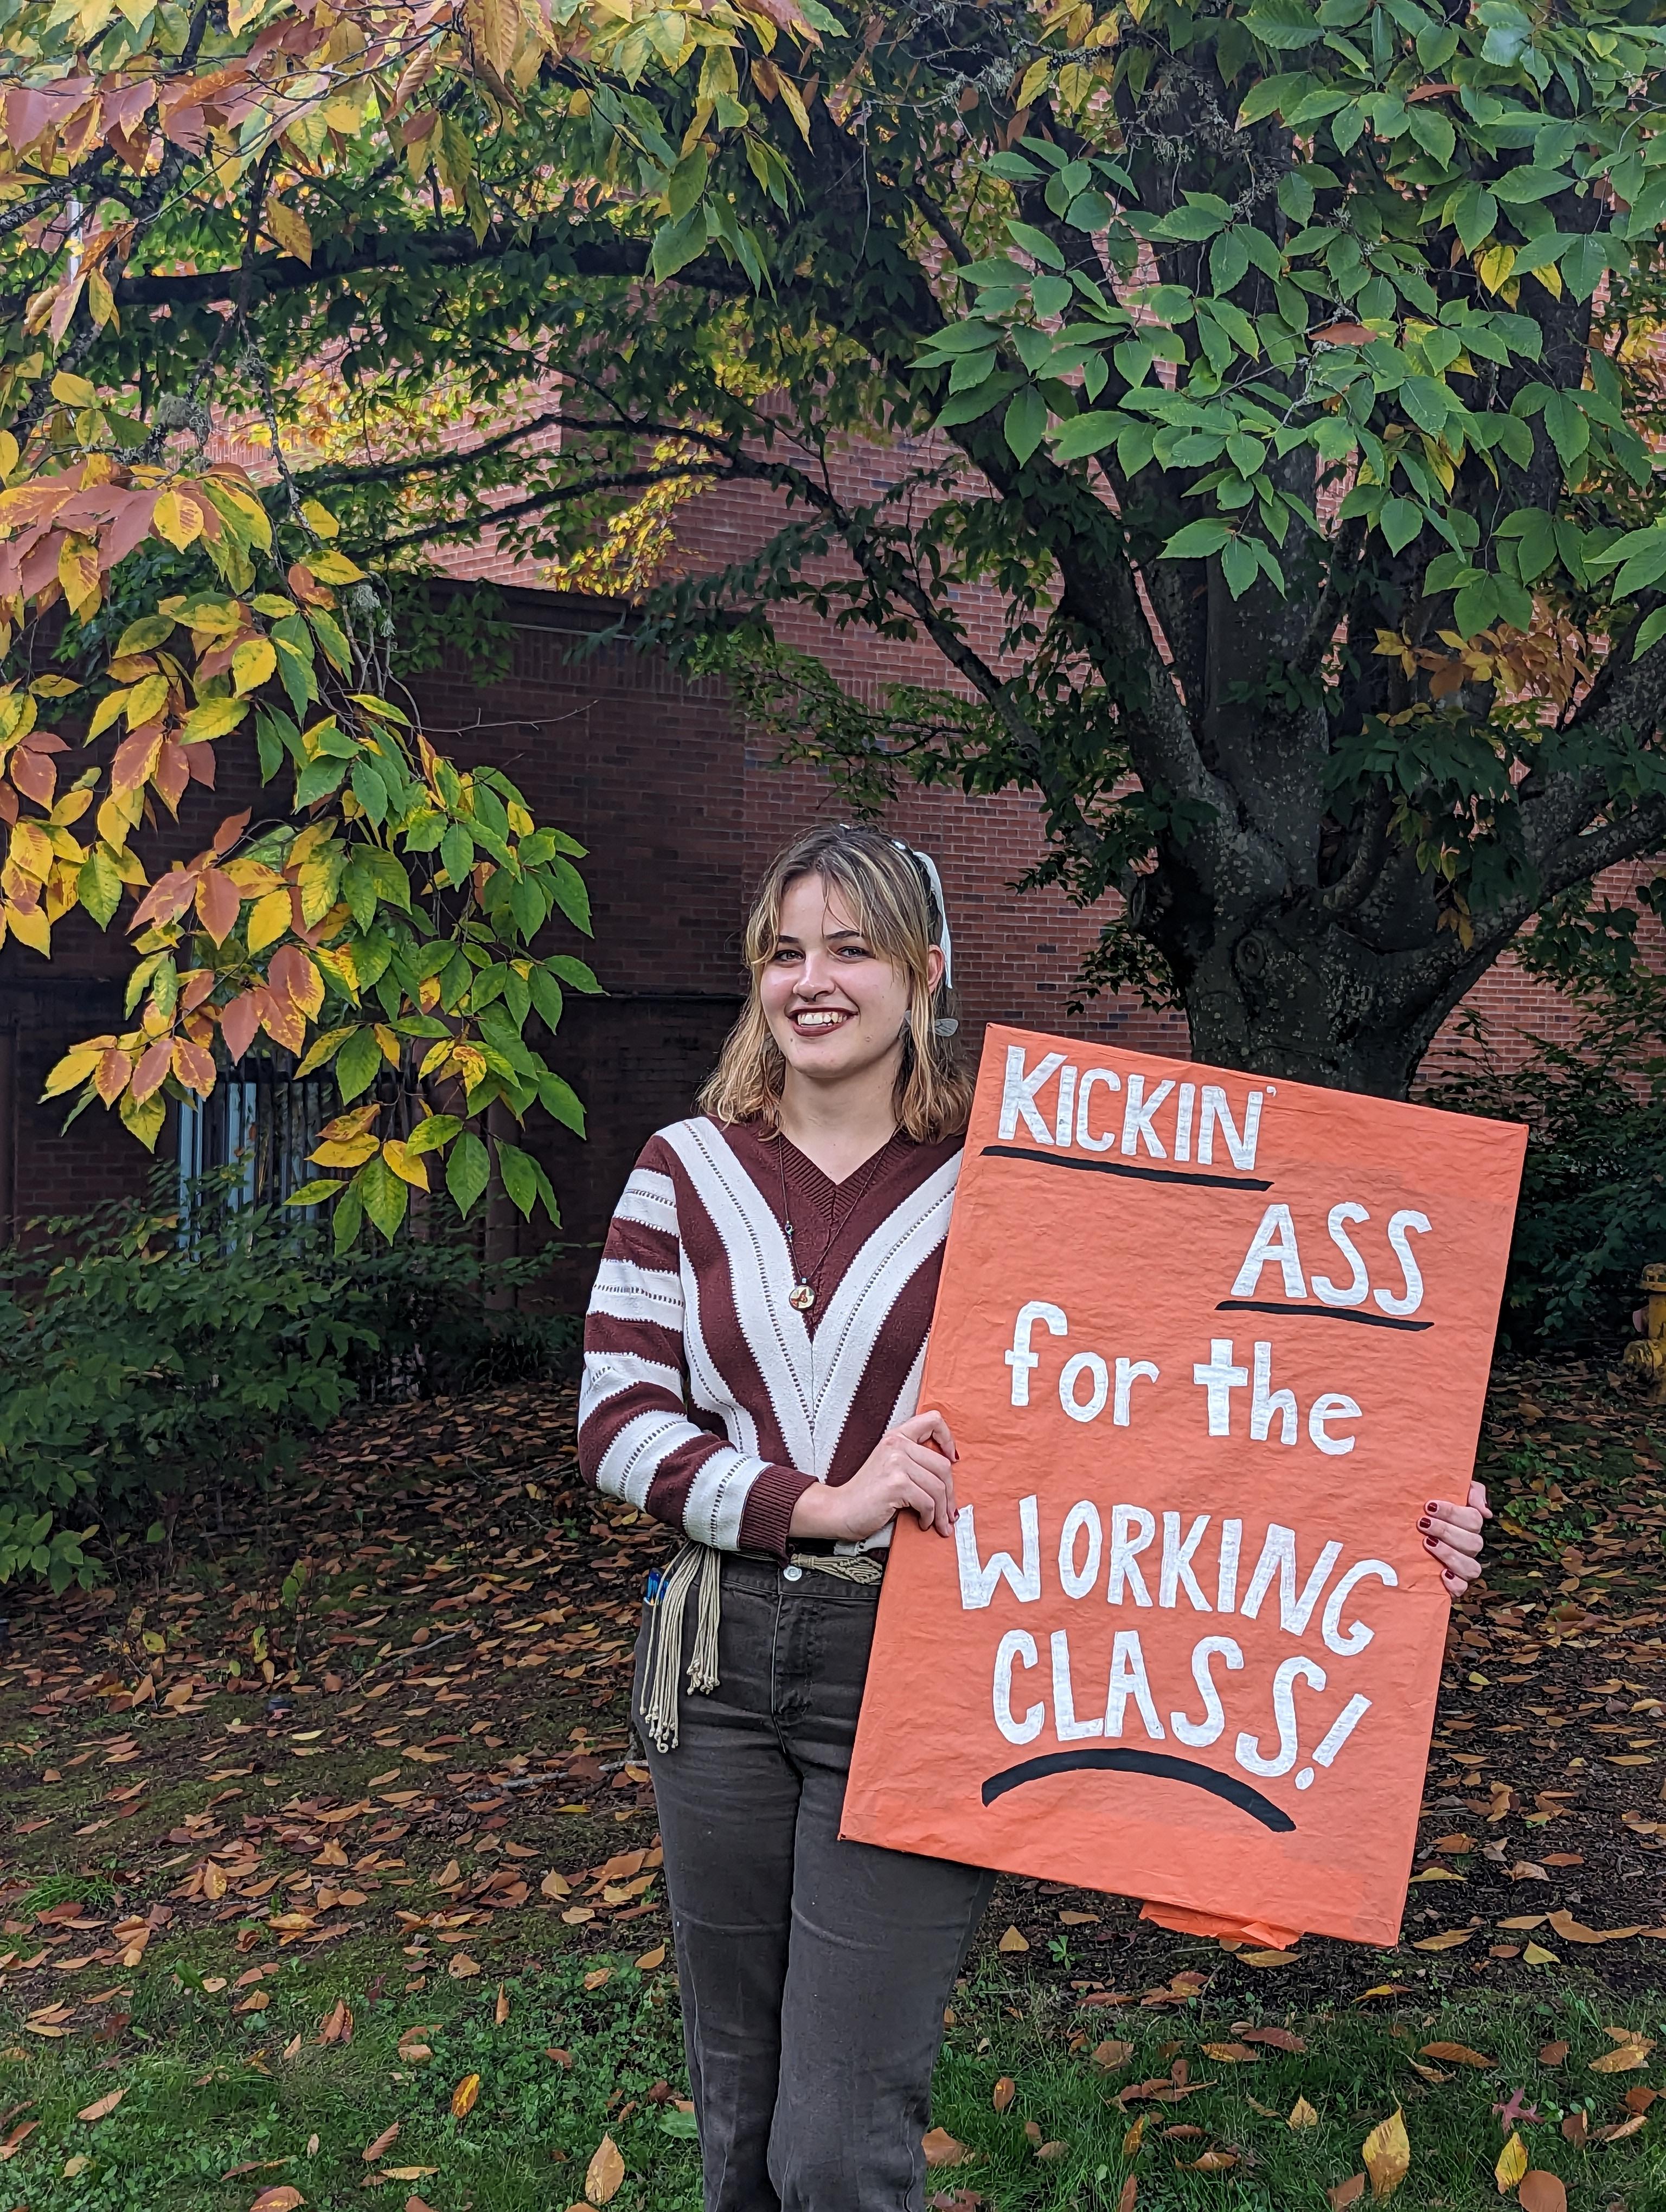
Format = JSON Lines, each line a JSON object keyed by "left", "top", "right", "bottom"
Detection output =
{"left": 0, "top": 1171, "right": 577, "bottom": 1591}
{"left": 1425, "top": 1024, "right": 1666, "bottom": 1354}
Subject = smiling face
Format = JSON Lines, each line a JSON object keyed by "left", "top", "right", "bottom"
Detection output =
{"left": 760, "top": 870, "right": 940, "bottom": 1097}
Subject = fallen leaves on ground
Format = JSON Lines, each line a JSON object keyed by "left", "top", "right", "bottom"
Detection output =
{"left": 584, "top": 2132, "right": 625, "bottom": 2204}
{"left": 1290, "top": 2097, "right": 1319, "bottom": 2129}
{"left": 922, "top": 2128, "right": 969, "bottom": 2168}
{"left": 449, "top": 2073, "right": 480, "bottom": 2120}
{"left": 1361, "top": 2108, "right": 1410, "bottom": 2200}
{"left": 1495, "top": 2131, "right": 1528, "bottom": 2192}
{"left": 361, "top": 2121, "right": 399, "bottom": 2163}
{"left": 1516, "top": 2173, "right": 1567, "bottom": 2212}
{"left": 74, "top": 2087, "right": 125, "bottom": 2123}
{"left": 1419, "top": 2042, "right": 1494, "bottom": 2068}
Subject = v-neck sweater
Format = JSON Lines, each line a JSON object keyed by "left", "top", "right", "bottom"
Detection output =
{"left": 578, "top": 1115, "right": 964, "bottom": 1559}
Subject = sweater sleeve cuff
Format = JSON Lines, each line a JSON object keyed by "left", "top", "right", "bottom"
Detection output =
{"left": 738, "top": 1466, "right": 818, "bottom": 1560}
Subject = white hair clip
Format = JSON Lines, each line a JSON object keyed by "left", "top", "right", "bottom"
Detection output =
{"left": 893, "top": 839, "right": 958, "bottom": 1033}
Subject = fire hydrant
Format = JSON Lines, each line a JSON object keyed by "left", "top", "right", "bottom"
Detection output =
{"left": 1623, "top": 1263, "right": 1666, "bottom": 1398}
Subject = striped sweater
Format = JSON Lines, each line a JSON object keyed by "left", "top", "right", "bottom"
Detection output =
{"left": 578, "top": 1116, "right": 963, "bottom": 1558}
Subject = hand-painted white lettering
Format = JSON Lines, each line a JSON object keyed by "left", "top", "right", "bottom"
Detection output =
{"left": 1375, "top": 1208, "right": 1431, "bottom": 1316}
{"left": 1058, "top": 1501, "right": 1103, "bottom": 1599}
{"left": 1104, "top": 1628, "right": 1166, "bottom": 1740}
{"left": 1050, "top": 1630, "right": 1105, "bottom": 1740}
{"left": 1193, "top": 1338, "right": 1248, "bottom": 1433}
{"left": 1074, "top": 1067, "right": 1120, "bottom": 1152}
{"left": 1230, "top": 1204, "right": 1307, "bottom": 1300}
{"left": 992, "top": 1630, "right": 1043, "bottom": 1744}
{"left": 1235, "top": 1654, "right": 1326, "bottom": 1778}
{"left": 1239, "top": 1525, "right": 1344, "bottom": 1636}
{"left": 956, "top": 1496, "right": 1041, "bottom": 1609}
{"left": 1170, "top": 1634, "right": 1243, "bottom": 1747}
{"left": 1159, "top": 1511, "right": 1213, "bottom": 1611}
{"left": 1311, "top": 1201, "right": 1371, "bottom": 1307}
{"left": 1106, "top": 1503, "right": 1155, "bottom": 1607}
{"left": 1060, "top": 1351, "right": 1110, "bottom": 1424}
{"left": 1250, "top": 1340, "right": 1297, "bottom": 1445}
{"left": 998, "top": 1045, "right": 1066, "bottom": 1144}
{"left": 1113, "top": 1356, "right": 1160, "bottom": 1426}
{"left": 1005, "top": 1300, "right": 1067, "bottom": 1405}
{"left": 1321, "top": 1559, "right": 1397, "bottom": 1655}
{"left": 1308, "top": 1391, "right": 1362, "bottom": 1455}
{"left": 1197, "top": 1083, "right": 1264, "bottom": 1169}
{"left": 1121, "top": 1072, "right": 1175, "bottom": 1158}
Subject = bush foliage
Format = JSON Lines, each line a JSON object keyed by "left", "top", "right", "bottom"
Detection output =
{"left": 0, "top": 1172, "right": 575, "bottom": 1593}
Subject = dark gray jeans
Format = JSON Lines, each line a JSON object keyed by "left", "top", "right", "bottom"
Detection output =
{"left": 636, "top": 1551, "right": 995, "bottom": 2212}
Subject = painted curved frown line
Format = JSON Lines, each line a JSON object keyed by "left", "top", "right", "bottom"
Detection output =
{"left": 980, "top": 1748, "right": 1296, "bottom": 1833}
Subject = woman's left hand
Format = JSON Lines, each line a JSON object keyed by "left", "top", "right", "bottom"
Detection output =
{"left": 1420, "top": 1482, "right": 1492, "bottom": 1598}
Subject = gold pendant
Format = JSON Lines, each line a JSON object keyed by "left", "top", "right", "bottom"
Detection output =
{"left": 789, "top": 1282, "right": 816, "bottom": 1312}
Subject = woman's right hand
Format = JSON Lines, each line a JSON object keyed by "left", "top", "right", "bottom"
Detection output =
{"left": 787, "top": 1411, "right": 959, "bottom": 1543}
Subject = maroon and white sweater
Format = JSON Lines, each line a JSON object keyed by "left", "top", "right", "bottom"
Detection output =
{"left": 578, "top": 1117, "right": 963, "bottom": 1558}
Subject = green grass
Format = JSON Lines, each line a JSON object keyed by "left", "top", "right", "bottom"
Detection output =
{"left": 7, "top": 1943, "right": 1664, "bottom": 2210}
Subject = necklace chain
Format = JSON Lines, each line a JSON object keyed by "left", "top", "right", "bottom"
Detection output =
{"left": 776, "top": 1132, "right": 892, "bottom": 1314}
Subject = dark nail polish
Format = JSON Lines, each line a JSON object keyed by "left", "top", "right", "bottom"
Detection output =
{"left": 1425, "top": 1501, "right": 1439, "bottom": 1513}
{"left": 1418, "top": 1517, "right": 1431, "bottom": 1532}
{"left": 1424, "top": 1535, "right": 1437, "bottom": 1550}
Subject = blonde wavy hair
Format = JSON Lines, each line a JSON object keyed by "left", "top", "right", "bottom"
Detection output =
{"left": 699, "top": 824, "right": 973, "bottom": 1142}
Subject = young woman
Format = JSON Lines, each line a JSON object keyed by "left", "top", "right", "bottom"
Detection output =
{"left": 579, "top": 822, "right": 1490, "bottom": 2212}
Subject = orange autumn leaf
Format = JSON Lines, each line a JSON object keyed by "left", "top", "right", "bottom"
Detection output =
{"left": 585, "top": 2132, "right": 626, "bottom": 2203}
{"left": 450, "top": 2072, "right": 480, "bottom": 2119}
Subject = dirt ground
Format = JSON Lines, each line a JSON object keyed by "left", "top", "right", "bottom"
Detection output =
{"left": 4, "top": 1351, "right": 1666, "bottom": 2044}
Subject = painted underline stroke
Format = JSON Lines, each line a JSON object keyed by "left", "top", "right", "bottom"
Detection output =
{"left": 979, "top": 1747, "right": 1297, "bottom": 1832}
{"left": 1214, "top": 1298, "right": 1432, "bottom": 1333}
{"left": 980, "top": 1144, "right": 1273, "bottom": 1193}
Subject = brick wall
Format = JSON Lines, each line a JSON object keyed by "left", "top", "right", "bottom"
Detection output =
{"left": 0, "top": 521, "right": 1641, "bottom": 1284}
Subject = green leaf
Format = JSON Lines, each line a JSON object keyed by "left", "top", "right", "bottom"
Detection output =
{"left": 1452, "top": 574, "right": 1502, "bottom": 638}
{"left": 285, "top": 1178, "right": 344, "bottom": 1206}
{"left": 76, "top": 847, "right": 123, "bottom": 929}
{"left": 495, "top": 1139, "right": 541, "bottom": 1220}
{"left": 1540, "top": 390, "right": 1589, "bottom": 474}
{"left": 651, "top": 208, "right": 707, "bottom": 281}
{"left": 1492, "top": 166, "right": 1569, "bottom": 207}
{"left": 1005, "top": 220, "right": 1065, "bottom": 271}
{"left": 545, "top": 954, "right": 601, "bottom": 992}
{"left": 1053, "top": 411, "right": 1132, "bottom": 462}
{"left": 1245, "top": 0, "right": 1324, "bottom": 48}
{"left": 548, "top": 857, "right": 592, "bottom": 935}
{"left": 406, "top": 1113, "right": 463, "bottom": 1157}
{"left": 537, "top": 1070, "right": 586, "bottom": 1137}
{"left": 356, "top": 1155, "right": 408, "bottom": 1244}
{"left": 446, "top": 1130, "right": 490, "bottom": 1218}
{"left": 1209, "top": 228, "right": 1251, "bottom": 294}
{"left": 1220, "top": 536, "right": 1259, "bottom": 601}
{"left": 1632, "top": 607, "right": 1666, "bottom": 663}
{"left": 1162, "top": 519, "right": 1233, "bottom": 561}
{"left": 1380, "top": 498, "right": 1425, "bottom": 556}
{"left": 440, "top": 821, "right": 475, "bottom": 886}
{"left": 1399, "top": 375, "right": 1451, "bottom": 435}
{"left": 335, "top": 1027, "right": 383, "bottom": 1102}
{"left": 1562, "top": 235, "right": 1607, "bottom": 303}
{"left": 1236, "top": 71, "right": 1315, "bottom": 126}
{"left": 1003, "top": 384, "right": 1048, "bottom": 465}
{"left": 529, "top": 968, "right": 565, "bottom": 1031}
{"left": 1450, "top": 184, "right": 1497, "bottom": 255}
{"left": 1277, "top": 172, "right": 1315, "bottom": 226}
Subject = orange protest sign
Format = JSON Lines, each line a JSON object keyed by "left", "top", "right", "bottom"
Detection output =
{"left": 843, "top": 1027, "right": 1526, "bottom": 1947}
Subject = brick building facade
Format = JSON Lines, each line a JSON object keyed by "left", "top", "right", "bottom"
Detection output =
{"left": 0, "top": 471, "right": 1625, "bottom": 1298}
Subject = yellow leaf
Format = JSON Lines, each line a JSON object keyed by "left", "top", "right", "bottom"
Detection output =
{"left": 301, "top": 499, "right": 339, "bottom": 539}
{"left": 307, "top": 549, "right": 365, "bottom": 586}
{"left": 540, "top": 1869, "right": 573, "bottom": 1898}
{"left": 585, "top": 2131, "right": 626, "bottom": 2204}
{"left": 997, "top": 1925, "right": 1029, "bottom": 1952}
{"left": 152, "top": 488, "right": 205, "bottom": 550}
{"left": 450, "top": 2072, "right": 480, "bottom": 2119}
{"left": 6, "top": 897, "right": 50, "bottom": 954}
{"left": 57, "top": 533, "right": 100, "bottom": 613}
{"left": 179, "top": 697, "right": 249, "bottom": 742}
{"left": 1590, "top": 2043, "right": 1652, "bottom": 2073}
{"left": 1289, "top": 2097, "right": 1319, "bottom": 2130}
{"left": 43, "top": 1044, "right": 104, "bottom": 1097}
{"left": 88, "top": 686, "right": 132, "bottom": 738}
{"left": 231, "top": 637, "right": 278, "bottom": 697}
{"left": 1477, "top": 242, "right": 1516, "bottom": 294}
{"left": 1410, "top": 1928, "right": 1474, "bottom": 1951}
{"left": 52, "top": 370, "right": 98, "bottom": 408}
{"left": 381, "top": 1139, "right": 430, "bottom": 1191}
{"left": 311, "top": 1134, "right": 380, "bottom": 1168}
{"left": 1017, "top": 57, "right": 1051, "bottom": 106}
{"left": 267, "top": 198, "right": 313, "bottom": 265}
{"left": 1494, "top": 2131, "right": 1527, "bottom": 2192}
{"left": 248, "top": 889, "right": 292, "bottom": 952}
{"left": 1361, "top": 2108, "right": 1409, "bottom": 2200}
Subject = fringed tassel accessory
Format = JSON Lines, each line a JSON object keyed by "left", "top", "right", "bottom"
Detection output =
{"left": 639, "top": 1541, "right": 724, "bottom": 1754}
